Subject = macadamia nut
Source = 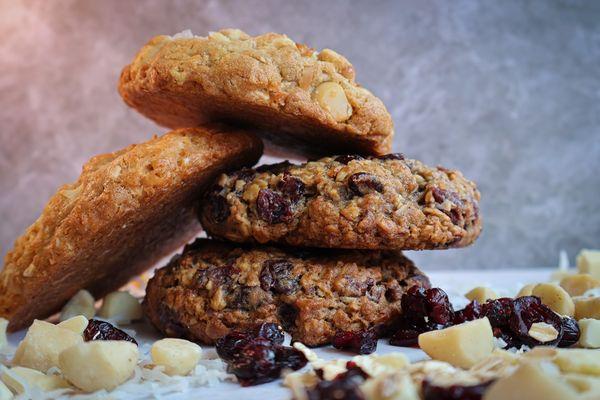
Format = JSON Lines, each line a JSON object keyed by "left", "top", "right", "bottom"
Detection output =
{"left": 151, "top": 338, "right": 202, "bottom": 376}
{"left": 528, "top": 322, "right": 559, "bottom": 343}
{"left": 1, "top": 366, "right": 70, "bottom": 394}
{"left": 0, "top": 380, "right": 12, "bottom": 400}
{"left": 12, "top": 320, "right": 83, "bottom": 372}
{"left": 578, "top": 319, "right": 600, "bottom": 349}
{"left": 57, "top": 315, "right": 88, "bottom": 335}
{"left": 531, "top": 283, "right": 575, "bottom": 316}
{"left": 560, "top": 274, "right": 600, "bottom": 297}
{"left": 577, "top": 249, "right": 600, "bottom": 280}
{"left": 0, "top": 319, "right": 7, "bottom": 350}
{"left": 418, "top": 317, "right": 494, "bottom": 369}
{"left": 574, "top": 297, "right": 600, "bottom": 320}
{"left": 59, "top": 341, "right": 138, "bottom": 392}
{"left": 517, "top": 284, "right": 536, "bottom": 297}
{"left": 313, "top": 81, "right": 352, "bottom": 122}
{"left": 98, "top": 291, "right": 143, "bottom": 324}
{"left": 465, "top": 287, "right": 498, "bottom": 303}
{"left": 60, "top": 290, "right": 95, "bottom": 321}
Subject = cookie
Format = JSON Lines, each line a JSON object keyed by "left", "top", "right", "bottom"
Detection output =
{"left": 143, "top": 239, "right": 429, "bottom": 346}
{"left": 199, "top": 154, "right": 481, "bottom": 250}
{"left": 118, "top": 29, "right": 393, "bottom": 156}
{"left": 0, "top": 125, "right": 263, "bottom": 331}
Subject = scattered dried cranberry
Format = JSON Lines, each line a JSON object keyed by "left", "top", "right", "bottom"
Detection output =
{"left": 426, "top": 288, "right": 455, "bottom": 325}
{"left": 481, "top": 297, "right": 515, "bottom": 328}
{"left": 274, "top": 345, "right": 308, "bottom": 370}
{"left": 510, "top": 296, "right": 563, "bottom": 347}
{"left": 347, "top": 173, "right": 384, "bottom": 196}
{"left": 204, "top": 193, "right": 230, "bottom": 223}
{"left": 308, "top": 362, "right": 368, "bottom": 400}
{"left": 277, "top": 174, "right": 305, "bottom": 201}
{"left": 83, "top": 319, "right": 137, "bottom": 345}
{"left": 558, "top": 317, "right": 580, "bottom": 348}
{"left": 389, "top": 327, "right": 421, "bottom": 347}
{"left": 251, "top": 322, "right": 285, "bottom": 345}
{"left": 260, "top": 259, "right": 299, "bottom": 295}
{"left": 332, "top": 330, "right": 377, "bottom": 354}
{"left": 378, "top": 153, "right": 405, "bottom": 161}
{"left": 334, "top": 155, "right": 364, "bottom": 164}
{"left": 453, "top": 300, "right": 483, "bottom": 324}
{"left": 256, "top": 189, "right": 292, "bottom": 224}
{"left": 422, "top": 380, "right": 493, "bottom": 400}
{"left": 215, "top": 331, "right": 253, "bottom": 362}
{"left": 228, "top": 339, "right": 280, "bottom": 386}
{"left": 256, "top": 161, "right": 292, "bottom": 174}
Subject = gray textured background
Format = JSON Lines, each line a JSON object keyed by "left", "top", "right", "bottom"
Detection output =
{"left": 1, "top": 0, "right": 599, "bottom": 270}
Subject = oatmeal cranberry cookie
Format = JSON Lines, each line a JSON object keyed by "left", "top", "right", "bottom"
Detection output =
{"left": 0, "top": 125, "right": 262, "bottom": 331}
{"left": 199, "top": 154, "right": 481, "bottom": 250}
{"left": 118, "top": 29, "right": 393, "bottom": 156}
{"left": 143, "top": 239, "right": 429, "bottom": 347}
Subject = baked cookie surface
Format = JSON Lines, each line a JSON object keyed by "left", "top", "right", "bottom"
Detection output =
{"left": 0, "top": 125, "right": 262, "bottom": 331}
{"left": 118, "top": 29, "right": 393, "bottom": 156}
{"left": 199, "top": 154, "right": 481, "bottom": 250}
{"left": 143, "top": 239, "right": 429, "bottom": 346}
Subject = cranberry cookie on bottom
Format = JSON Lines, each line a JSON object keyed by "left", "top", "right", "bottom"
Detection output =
{"left": 199, "top": 154, "right": 481, "bottom": 250}
{"left": 143, "top": 239, "right": 430, "bottom": 346}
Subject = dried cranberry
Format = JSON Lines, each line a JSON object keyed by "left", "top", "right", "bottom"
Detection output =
{"left": 83, "top": 319, "right": 137, "bottom": 345}
{"left": 334, "top": 155, "right": 364, "bottom": 164}
{"left": 558, "top": 317, "right": 580, "bottom": 348}
{"left": 426, "top": 288, "right": 455, "bottom": 325}
{"left": 378, "top": 153, "right": 405, "bottom": 161}
{"left": 256, "top": 189, "right": 292, "bottom": 224}
{"left": 260, "top": 259, "right": 299, "bottom": 295}
{"left": 332, "top": 330, "right": 377, "bottom": 355}
{"left": 256, "top": 161, "right": 292, "bottom": 174}
{"left": 307, "top": 363, "right": 367, "bottom": 400}
{"left": 277, "top": 303, "right": 298, "bottom": 330}
{"left": 509, "top": 296, "right": 563, "bottom": 347}
{"left": 274, "top": 346, "right": 308, "bottom": 370}
{"left": 232, "top": 168, "right": 256, "bottom": 183}
{"left": 453, "top": 300, "right": 483, "bottom": 324}
{"left": 481, "top": 298, "right": 516, "bottom": 328}
{"left": 195, "top": 265, "right": 232, "bottom": 289}
{"left": 422, "top": 380, "right": 493, "bottom": 400}
{"left": 347, "top": 173, "right": 384, "bottom": 196}
{"left": 389, "top": 326, "right": 421, "bottom": 347}
{"left": 251, "top": 322, "right": 285, "bottom": 345}
{"left": 215, "top": 332, "right": 253, "bottom": 362}
{"left": 204, "top": 193, "right": 230, "bottom": 223}
{"left": 227, "top": 340, "right": 280, "bottom": 386}
{"left": 277, "top": 174, "right": 305, "bottom": 201}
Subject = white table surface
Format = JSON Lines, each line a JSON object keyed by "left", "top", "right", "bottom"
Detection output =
{"left": 5, "top": 268, "right": 555, "bottom": 400}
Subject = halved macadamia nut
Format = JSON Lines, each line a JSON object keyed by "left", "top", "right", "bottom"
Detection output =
{"left": 484, "top": 361, "right": 579, "bottom": 400}
{"left": 98, "top": 291, "right": 143, "bottom": 324}
{"left": 59, "top": 341, "right": 138, "bottom": 392}
{"left": 531, "top": 283, "right": 575, "bottom": 316}
{"left": 151, "top": 338, "right": 202, "bottom": 376}
{"left": 560, "top": 274, "right": 600, "bottom": 297}
{"left": 57, "top": 315, "right": 89, "bottom": 335}
{"left": 574, "top": 297, "right": 600, "bottom": 320}
{"left": 528, "top": 322, "right": 559, "bottom": 343}
{"left": 0, "top": 366, "right": 70, "bottom": 394}
{"left": 517, "top": 283, "right": 536, "bottom": 297}
{"left": 418, "top": 317, "right": 494, "bottom": 369}
{"left": 465, "top": 287, "right": 498, "bottom": 303}
{"left": 60, "top": 290, "right": 95, "bottom": 321}
{"left": 578, "top": 319, "right": 600, "bottom": 349}
{"left": 312, "top": 81, "right": 353, "bottom": 122}
{"left": 12, "top": 320, "right": 83, "bottom": 372}
{"left": 577, "top": 249, "right": 600, "bottom": 280}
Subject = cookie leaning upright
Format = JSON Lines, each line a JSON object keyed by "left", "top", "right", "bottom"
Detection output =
{"left": 118, "top": 29, "right": 393, "bottom": 155}
{"left": 0, "top": 125, "right": 263, "bottom": 331}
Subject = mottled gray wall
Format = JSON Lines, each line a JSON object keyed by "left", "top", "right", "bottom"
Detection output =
{"left": 1, "top": 0, "right": 599, "bottom": 270}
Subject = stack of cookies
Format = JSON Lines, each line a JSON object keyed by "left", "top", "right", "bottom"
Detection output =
{"left": 0, "top": 29, "right": 481, "bottom": 349}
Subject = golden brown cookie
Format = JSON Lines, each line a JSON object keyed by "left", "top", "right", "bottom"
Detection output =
{"left": 118, "top": 29, "right": 393, "bottom": 156}
{"left": 198, "top": 154, "right": 481, "bottom": 250}
{"left": 143, "top": 239, "right": 430, "bottom": 346}
{"left": 0, "top": 125, "right": 263, "bottom": 331}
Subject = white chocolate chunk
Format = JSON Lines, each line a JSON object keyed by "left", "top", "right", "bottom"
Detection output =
{"left": 484, "top": 361, "right": 579, "bottom": 400}
{"left": 12, "top": 320, "right": 83, "bottom": 372}
{"left": 57, "top": 315, "right": 88, "bottom": 335}
{"left": 465, "top": 287, "right": 498, "bottom": 303}
{"left": 60, "top": 289, "right": 95, "bottom": 321}
{"left": 312, "top": 81, "right": 352, "bottom": 122}
{"left": 98, "top": 291, "right": 143, "bottom": 324}
{"left": 0, "top": 319, "right": 7, "bottom": 350}
{"left": 574, "top": 296, "right": 600, "bottom": 320}
{"left": 578, "top": 319, "right": 600, "bottom": 349}
{"left": 151, "top": 338, "right": 202, "bottom": 376}
{"left": 0, "top": 380, "right": 12, "bottom": 400}
{"left": 418, "top": 317, "right": 494, "bottom": 369}
{"left": 531, "top": 283, "right": 575, "bottom": 316}
{"left": 528, "top": 322, "right": 559, "bottom": 343}
{"left": 577, "top": 249, "right": 600, "bottom": 280}
{"left": 1, "top": 366, "right": 70, "bottom": 394}
{"left": 560, "top": 274, "right": 600, "bottom": 297}
{"left": 59, "top": 341, "right": 138, "bottom": 392}
{"left": 517, "top": 284, "right": 536, "bottom": 297}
